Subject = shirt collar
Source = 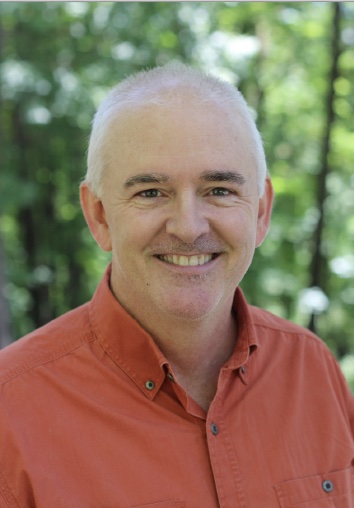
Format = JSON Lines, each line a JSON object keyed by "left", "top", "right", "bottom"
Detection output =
{"left": 89, "top": 264, "right": 167, "bottom": 399}
{"left": 227, "top": 287, "right": 259, "bottom": 371}
{"left": 89, "top": 264, "right": 259, "bottom": 398}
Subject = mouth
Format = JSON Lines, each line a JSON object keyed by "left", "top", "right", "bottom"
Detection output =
{"left": 157, "top": 254, "right": 218, "bottom": 267}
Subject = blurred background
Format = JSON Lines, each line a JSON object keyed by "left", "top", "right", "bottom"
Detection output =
{"left": 0, "top": 2, "right": 353, "bottom": 386}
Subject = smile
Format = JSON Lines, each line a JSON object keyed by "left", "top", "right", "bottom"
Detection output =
{"left": 158, "top": 254, "right": 215, "bottom": 266}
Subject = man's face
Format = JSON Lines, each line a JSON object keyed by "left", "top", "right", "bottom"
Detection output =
{"left": 84, "top": 97, "right": 273, "bottom": 323}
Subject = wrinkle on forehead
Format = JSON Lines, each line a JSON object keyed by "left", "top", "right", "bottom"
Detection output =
{"left": 101, "top": 99, "right": 258, "bottom": 194}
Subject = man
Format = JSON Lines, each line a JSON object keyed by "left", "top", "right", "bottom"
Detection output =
{"left": 0, "top": 63, "right": 353, "bottom": 507}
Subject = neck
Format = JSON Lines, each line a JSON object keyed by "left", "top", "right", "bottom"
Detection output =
{"left": 136, "top": 306, "right": 238, "bottom": 412}
{"left": 110, "top": 271, "right": 238, "bottom": 412}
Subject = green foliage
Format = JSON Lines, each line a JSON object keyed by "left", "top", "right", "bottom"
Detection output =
{"left": 1, "top": 3, "right": 353, "bottom": 376}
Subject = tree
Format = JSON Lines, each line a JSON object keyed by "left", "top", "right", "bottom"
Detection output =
{"left": 1, "top": 3, "right": 353, "bottom": 382}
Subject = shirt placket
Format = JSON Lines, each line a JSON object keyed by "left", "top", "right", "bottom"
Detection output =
{"left": 206, "top": 368, "right": 248, "bottom": 508}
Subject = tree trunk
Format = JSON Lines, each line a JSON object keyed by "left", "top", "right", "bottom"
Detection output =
{"left": 0, "top": 231, "right": 13, "bottom": 348}
{"left": 308, "top": 3, "right": 341, "bottom": 333}
{"left": 0, "top": 17, "right": 13, "bottom": 348}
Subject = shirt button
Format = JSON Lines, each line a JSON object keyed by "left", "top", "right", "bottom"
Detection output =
{"left": 210, "top": 422, "right": 219, "bottom": 435}
{"left": 145, "top": 380, "right": 155, "bottom": 390}
{"left": 322, "top": 480, "right": 333, "bottom": 493}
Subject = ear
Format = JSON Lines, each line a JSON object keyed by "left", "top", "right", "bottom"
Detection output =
{"left": 80, "top": 183, "right": 112, "bottom": 252}
{"left": 255, "top": 176, "right": 274, "bottom": 248}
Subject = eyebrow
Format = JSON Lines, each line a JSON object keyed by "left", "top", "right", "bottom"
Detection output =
{"left": 200, "top": 171, "right": 246, "bottom": 185}
{"left": 124, "top": 170, "right": 246, "bottom": 188}
{"left": 201, "top": 171, "right": 246, "bottom": 185}
{"left": 124, "top": 173, "right": 170, "bottom": 188}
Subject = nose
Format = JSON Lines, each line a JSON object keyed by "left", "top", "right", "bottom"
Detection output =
{"left": 165, "top": 192, "right": 210, "bottom": 243}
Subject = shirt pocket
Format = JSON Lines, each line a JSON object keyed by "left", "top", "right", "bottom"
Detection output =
{"left": 132, "top": 501, "right": 185, "bottom": 508}
{"left": 274, "top": 466, "right": 354, "bottom": 507}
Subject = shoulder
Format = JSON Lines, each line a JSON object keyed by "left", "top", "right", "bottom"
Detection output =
{"left": 248, "top": 304, "right": 354, "bottom": 418}
{"left": 0, "top": 303, "right": 94, "bottom": 387}
{"left": 247, "top": 305, "right": 350, "bottom": 391}
{"left": 248, "top": 304, "right": 336, "bottom": 358}
{"left": 249, "top": 305, "right": 317, "bottom": 337}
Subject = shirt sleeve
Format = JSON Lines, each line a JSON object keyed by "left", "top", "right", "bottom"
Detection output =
{"left": 0, "top": 474, "right": 20, "bottom": 508}
{"left": 344, "top": 375, "right": 354, "bottom": 437}
{"left": 330, "top": 350, "right": 354, "bottom": 439}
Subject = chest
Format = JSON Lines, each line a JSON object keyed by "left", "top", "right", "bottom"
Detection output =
{"left": 4, "top": 366, "right": 353, "bottom": 508}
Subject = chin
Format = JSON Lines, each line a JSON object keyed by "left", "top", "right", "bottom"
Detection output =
{"left": 154, "top": 284, "right": 235, "bottom": 322}
{"left": 161, "top": 298, "right": 220, "bottom": 322}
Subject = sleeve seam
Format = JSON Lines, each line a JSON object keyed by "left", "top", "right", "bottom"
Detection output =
{"left": 0, "top": 471, "right": 20, "bottom": 508}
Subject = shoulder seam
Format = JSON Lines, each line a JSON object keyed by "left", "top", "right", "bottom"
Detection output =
{"left": 253, "top": 320, "right": 316, "bottom": 337}
{"left": 249, "top": 306, "right": 319, "bottom": 339}
{"left": 252, "top": 319, "right": 335, "bottom": 359}
{"left": 0, "top": 332, "right": 96, "bottom": 388}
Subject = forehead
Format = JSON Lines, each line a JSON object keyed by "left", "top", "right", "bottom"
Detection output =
{"left": 103, "top": 98, "right": 256, "bottom": 182}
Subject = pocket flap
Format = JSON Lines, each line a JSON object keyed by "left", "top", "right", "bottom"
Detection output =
{"left": 274, "top": 467, "right": 353, "bottom": 507}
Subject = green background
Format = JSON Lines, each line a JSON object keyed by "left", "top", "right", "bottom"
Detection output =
{"left": 1, "top": 2, "right": 354, "bottom": 387}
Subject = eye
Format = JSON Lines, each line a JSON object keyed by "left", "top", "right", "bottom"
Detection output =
{"left": 209, "top": 187, "right": 231, "bottom": 196}
{"left": 138, "top": 189, "right": 162, "bottom": 198}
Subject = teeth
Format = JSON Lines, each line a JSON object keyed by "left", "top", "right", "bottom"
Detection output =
{"left": 159, "top": 254, "right": 213, "bottom": 266}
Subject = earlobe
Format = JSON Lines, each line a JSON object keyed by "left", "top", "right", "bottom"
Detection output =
{"left": 80, "top": 183, "right": 112, "bottom": 252}
{"left": 255, "top": 176, "right": 274, "bottom": 248}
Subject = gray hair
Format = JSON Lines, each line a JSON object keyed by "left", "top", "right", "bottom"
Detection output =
{"left": 85, "top": 62, "right": 268, "bottom": 197}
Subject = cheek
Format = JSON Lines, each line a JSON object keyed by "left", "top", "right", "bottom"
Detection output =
{"left": 219, "top": 210, "right": 257, "bottom": 242}
{"left": 110, "top": 214, "right": 160, "bottom": 255}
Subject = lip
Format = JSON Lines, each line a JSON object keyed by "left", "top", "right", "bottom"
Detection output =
{"left": 153, "top": 253, "right": 221, "bottom": 274}
{"left": 160, "top": 253, "right": 214, "bottom": 266}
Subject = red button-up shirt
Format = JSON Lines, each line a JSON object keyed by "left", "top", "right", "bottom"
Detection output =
{"left": 0, "top": 265, "right": 353, "bottom": 507}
